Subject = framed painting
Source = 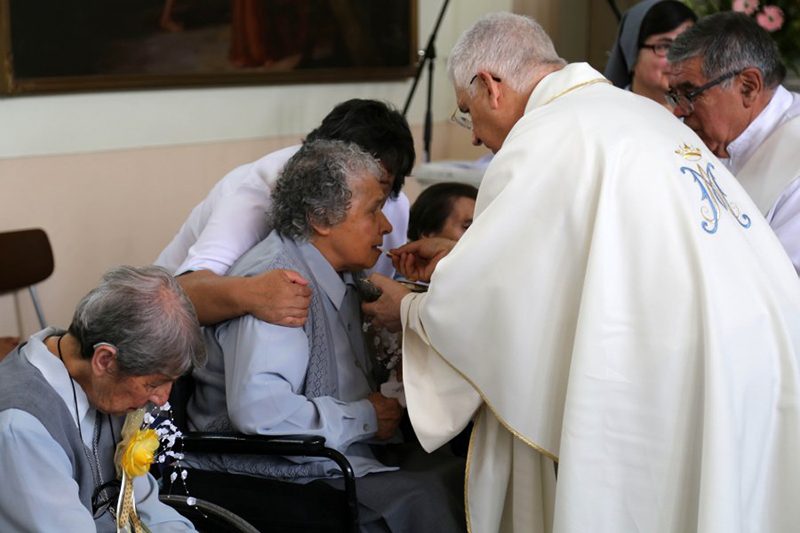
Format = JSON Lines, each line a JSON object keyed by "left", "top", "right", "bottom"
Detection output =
{"left": 0, "top": 0, "right": 417, "bottom": 95}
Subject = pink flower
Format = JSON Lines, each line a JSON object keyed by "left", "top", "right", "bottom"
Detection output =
{"left": 733, "top": 0, "right": 759, "bottom": 15}
{"left": 756, "top": 5, "right": 784, "bottom": 32}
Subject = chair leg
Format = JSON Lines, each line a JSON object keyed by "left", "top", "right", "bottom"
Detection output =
{"left": 29, "top": 286, "right": 47, "bottom": 329}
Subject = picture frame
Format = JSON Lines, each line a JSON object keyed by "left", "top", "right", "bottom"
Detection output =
{"left": 0, "top": 0, "right": 417, "bottom": 95}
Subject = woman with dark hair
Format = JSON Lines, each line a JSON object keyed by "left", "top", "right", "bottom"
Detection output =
{"left": 408, "top": 182, "right": 478, "bottom": 242}
{"left": 605, "top": 0, "right": 696, "bottom": 108}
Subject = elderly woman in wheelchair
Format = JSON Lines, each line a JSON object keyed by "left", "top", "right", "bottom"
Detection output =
{"left": 184, "top": 140, "right": 466, "bottom": 533}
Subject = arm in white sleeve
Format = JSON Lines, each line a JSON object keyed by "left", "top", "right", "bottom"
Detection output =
{"left": 401, "top": 293, "right": 482, "bottom": 452}
{"left": 177, "top": 181, "right": 273, "bottom": 276}
{"left": 217, "top": 315, "right": 377, "bottom": 451}
{"left": 767, "top": 176, "right": 800, "bottom": 275}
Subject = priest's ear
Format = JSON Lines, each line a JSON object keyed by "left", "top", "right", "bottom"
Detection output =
{"left": 475, "top": 71, "right": 503, "bottom": 110}
{"left": 738, "top": 67, "right": 764, "bottom": 108}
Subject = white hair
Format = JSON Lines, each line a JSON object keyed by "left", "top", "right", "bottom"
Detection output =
{"left": 447, "top": 12, "right": 566, "bottom": 96}
{"left": 69, "top": 265, "right": 205, "bottom": 377}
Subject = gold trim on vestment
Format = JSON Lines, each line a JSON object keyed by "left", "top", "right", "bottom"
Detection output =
{"left": 463, "top": 407, "right": 481, "bottom": 533}
{"left": 428, "top": 342, "right": 560, "bottom": 462}
{"left": 542, "top": 78, "right": 611, "bottom": 106}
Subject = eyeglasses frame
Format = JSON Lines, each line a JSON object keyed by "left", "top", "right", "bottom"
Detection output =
{"left": 665, "top": 69, "right": 743, "bottom": 114}
{"left": 640, "top": 42, "right": 672, "bottom": 58}
{"left": 450, "top": 73, "right": 503, "bottom": 130}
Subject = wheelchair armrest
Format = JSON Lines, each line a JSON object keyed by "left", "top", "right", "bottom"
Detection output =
{"left": 178, "top": 431, "right": 358, "bottom": 532}
{"left": 180, "top": 432, "right": 328, "bottom": 456}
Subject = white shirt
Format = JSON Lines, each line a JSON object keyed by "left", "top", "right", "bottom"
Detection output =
{"left": 721, "top": 86, "right": 800, "bottom": 175}
{"left": 155, "top": 145, "right": 409, "bottom": 278}
{"left": 0, "top": 329, "right": 194, "bottom": 532}
{"left": 723, "top": 86, "right": 800, "bottom": 274}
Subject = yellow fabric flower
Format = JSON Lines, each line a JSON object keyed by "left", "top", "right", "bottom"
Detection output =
{"left": 120, "top": 428, "right": 159, "bottom": 477}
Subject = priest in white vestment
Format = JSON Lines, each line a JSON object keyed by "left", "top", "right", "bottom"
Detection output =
{"left": 668, "top": 12, "right": 800, "bottom": 274}
{"left": 364, "top": 12, "right": 800, "bottom": 533}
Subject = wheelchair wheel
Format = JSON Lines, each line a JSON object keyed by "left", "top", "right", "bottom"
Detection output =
{"left": 160, "top": 494, "right": 261, "bottom": 533}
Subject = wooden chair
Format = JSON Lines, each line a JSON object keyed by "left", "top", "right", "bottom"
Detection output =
{"left": 0, "top": 228, "right": 54, "bottom": 328}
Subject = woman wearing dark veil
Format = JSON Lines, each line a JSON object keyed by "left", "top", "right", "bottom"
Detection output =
{"left": 605, "top": 0, "right": 696, "bottom": 109}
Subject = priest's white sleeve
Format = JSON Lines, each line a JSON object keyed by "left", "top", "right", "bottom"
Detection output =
{"left": 400, "top": 292, "right": 482, "bottom": 453}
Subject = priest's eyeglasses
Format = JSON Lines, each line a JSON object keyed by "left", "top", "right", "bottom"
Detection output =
{"left": 640, "top": 42, "right": 671, "bottom": 57}
{"left": 665, "top": 70, "right": 741, "bottom": 114}
{"left": 450, "top": 108, "right": 473, "bottom": 130}
{"left": 450, "top": 74, "right": 502, "bottom": 131}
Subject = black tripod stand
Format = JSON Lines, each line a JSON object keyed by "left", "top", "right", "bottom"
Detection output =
{"left": 402, "top": 0, "right": 450, "bottom": 163}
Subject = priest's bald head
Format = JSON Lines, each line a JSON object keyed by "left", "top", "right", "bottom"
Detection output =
{"left": 447, "top": 12, "right": 566, "bottom": 153}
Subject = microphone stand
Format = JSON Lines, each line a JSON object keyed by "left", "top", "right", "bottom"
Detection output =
{"left": 403, "top": 0, "right": 450, "bottom": 162}
{"left": 606, "top": 0, "right": 621, "bottom": 22}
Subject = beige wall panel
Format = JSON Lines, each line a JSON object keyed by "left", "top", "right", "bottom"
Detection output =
{"left": 0, "top": 121, "right": 488, "bottom": 337}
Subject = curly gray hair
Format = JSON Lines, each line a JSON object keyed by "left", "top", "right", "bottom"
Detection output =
{"left": 68, "top": 265, "right": 205, "bottom": 377}
{"left": 271, "top": 139, "right": 386, "bottom": 240}
{"left": 668, "top": 11, "right": 785, "bottom": 89}
{"left": 448, "top": 12, "right": 566, "bottom": 97}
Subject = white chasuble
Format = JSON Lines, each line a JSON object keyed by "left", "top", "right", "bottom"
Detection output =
{"left": 401, "top": 64, "right": 800, "bottom": 533}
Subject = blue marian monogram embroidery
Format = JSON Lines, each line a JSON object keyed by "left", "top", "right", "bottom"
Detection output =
{"left": 676, "top": 144, "right": 751, "bottom": 234}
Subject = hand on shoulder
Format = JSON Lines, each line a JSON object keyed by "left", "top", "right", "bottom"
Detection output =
{"left": 244, "top": 269, "right": 312, "bottom": 327}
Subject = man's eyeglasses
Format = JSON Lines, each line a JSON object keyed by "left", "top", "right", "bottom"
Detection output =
{"left": 450, "top": 108, "right": 473, "bottom": 130}
{"left": 450, "top": 74, "right": 502, "bottom": 131}
{"left": 665, "top": 70, "right": 742, "bottom": 114}
{"left": 640, "top": 42, "right": 672, "bottom": 58}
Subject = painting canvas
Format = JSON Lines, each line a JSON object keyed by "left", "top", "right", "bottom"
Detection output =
{"left": 0, "top": 0, "right": 417, "bottom": 95}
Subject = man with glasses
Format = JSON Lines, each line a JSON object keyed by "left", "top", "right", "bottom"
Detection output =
{"left": 0, "top": 266, "right": 205, "bottom": 531}
{"left": 668, "top": 11, "right": 800, "bottom": 273}
{"left": 363, "top": 11, "right": 800, "bottom": 532}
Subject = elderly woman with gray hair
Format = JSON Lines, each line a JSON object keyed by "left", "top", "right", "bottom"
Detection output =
{"left": 187, "top": 139, "right": 466, "bottom": 532}
{"left": 0, "top": 265, "right": 205, "bottom": 531}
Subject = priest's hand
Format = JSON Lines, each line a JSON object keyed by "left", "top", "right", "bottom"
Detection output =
{"left": 391, "top": 237, "right": 456, "bottom": 282}
{"left": 362, "top": 274, "right": 410, "bottom": 333}
{"left": 368, "top": 392, "right": 403, "bottom": 440}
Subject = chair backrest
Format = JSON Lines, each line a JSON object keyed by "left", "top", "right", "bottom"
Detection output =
{"left": 0, "top": 228, "right": 54, "bottom": 328}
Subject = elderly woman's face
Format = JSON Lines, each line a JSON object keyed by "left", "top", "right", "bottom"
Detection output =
{"left": 322, "top": 172, "right": 393, "bottom": 271}
{"left": 91, "top": 369, "right": 174, "bottom": 416}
